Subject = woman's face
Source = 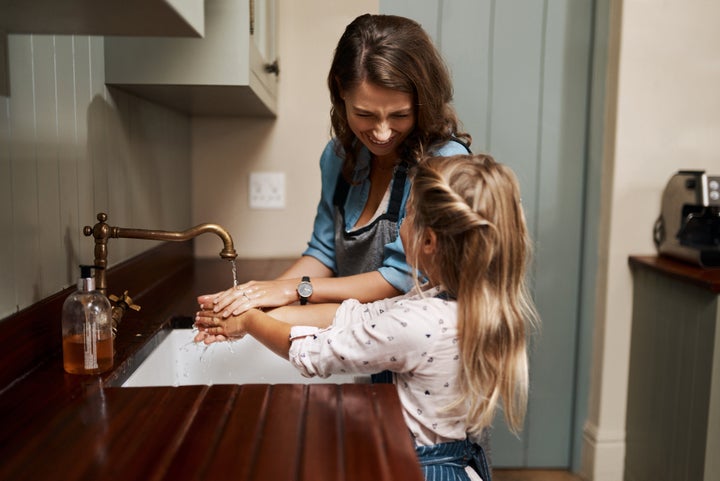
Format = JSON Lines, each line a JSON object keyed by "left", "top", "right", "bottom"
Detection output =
{"left": 342, "top": 81, "right": 415, "bottom": 162}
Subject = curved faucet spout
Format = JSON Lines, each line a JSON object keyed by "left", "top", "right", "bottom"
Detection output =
{"left": 84, "top": 212, "right": 237, "bottom": 294}
{"left": 111, "top": 224, "right": 238, "bottom": 260}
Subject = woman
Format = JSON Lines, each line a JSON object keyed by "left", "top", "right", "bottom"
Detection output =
{"left": 200, "top": 13, "right": 471, "bottom": 320}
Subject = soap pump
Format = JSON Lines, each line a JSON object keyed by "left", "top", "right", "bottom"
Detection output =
{"left": 61, "top": 265, "right": 114, "bottom": 375}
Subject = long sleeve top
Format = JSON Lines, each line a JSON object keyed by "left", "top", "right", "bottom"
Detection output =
{"left": 288, "top": 286, "right": 468, "bottom": 446}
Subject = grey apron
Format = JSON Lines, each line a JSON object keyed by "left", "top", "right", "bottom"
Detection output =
{"left": 333, "top": 161, "right": 408, "bottom": 277}
{"left": 333, "top": 162, "right": 409, "bottom": 384}
{"left": 332, "top": 138, "right": 470, "bottom": 274}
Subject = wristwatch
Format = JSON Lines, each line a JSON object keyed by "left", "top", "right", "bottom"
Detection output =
{"left": 297, "top": 276, "right": 313, "bottom": 305}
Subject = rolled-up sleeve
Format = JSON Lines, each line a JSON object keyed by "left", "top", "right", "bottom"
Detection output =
{"left": 378, "top": 209, "right": 415, "bottom": 292}
{"left": 378, "top": 140, "right": 471, "bottom": 292}
{"left": 302, "top": 141, "right": 342, "bottom": 273}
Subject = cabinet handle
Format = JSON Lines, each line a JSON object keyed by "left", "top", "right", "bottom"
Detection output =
{"left": 249, "top": 0, "right": 255, "bottom": 35}
{"left": 264, "top": 60, "right": 279, "bottom": 76}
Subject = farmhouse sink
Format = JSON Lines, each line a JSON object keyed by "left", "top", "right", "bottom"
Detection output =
{"left": 121, "top": 328, "right": 367, "bottom": 387}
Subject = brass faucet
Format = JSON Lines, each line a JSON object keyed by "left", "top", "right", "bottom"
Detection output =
{"left": 83, "top": 212, "right": 238, "bottom": 295}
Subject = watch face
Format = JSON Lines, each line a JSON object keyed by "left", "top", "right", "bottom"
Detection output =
{"left": 298, "top": 282, "right": 313, "bottom": 297}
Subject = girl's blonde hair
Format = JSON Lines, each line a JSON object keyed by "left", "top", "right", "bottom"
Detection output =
{"left": 405, "top": 154, "right": 539, "bottom": 436}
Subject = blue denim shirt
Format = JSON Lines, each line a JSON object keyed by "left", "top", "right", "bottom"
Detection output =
{"left": 302, "top": 138, "right": 469, "bottom": 293}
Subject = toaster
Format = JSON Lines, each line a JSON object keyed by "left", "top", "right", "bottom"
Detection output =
{"left": 653, "top": 170, "right": 720, "bottom": 267}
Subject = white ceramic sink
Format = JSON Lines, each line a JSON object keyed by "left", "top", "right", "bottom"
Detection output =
{"left": 122, "top": 329, "right": 366, "bottom": 387}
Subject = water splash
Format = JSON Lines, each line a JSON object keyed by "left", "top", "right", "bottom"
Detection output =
{"left": 175, "top": 327, "right": 245, "bottom": 385}
{"left": 198, "top": 343, "right": 212, "bottom": 363}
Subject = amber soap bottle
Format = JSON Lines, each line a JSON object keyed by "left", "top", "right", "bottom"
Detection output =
{"left": 61, "top": 265, "right": 113, "bottom": 374}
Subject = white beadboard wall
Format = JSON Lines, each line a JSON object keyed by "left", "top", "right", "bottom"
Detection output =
{"left": 0, "top": 34, "right": 192, "bottom": 320}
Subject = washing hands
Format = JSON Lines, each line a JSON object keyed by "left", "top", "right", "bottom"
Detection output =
{"left": 193, "top": 304, "right": 251, "bottom": 344}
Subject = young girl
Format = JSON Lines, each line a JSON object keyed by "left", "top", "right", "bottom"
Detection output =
{"left": 195, "top": 154, "right": 539, "bottom": 481}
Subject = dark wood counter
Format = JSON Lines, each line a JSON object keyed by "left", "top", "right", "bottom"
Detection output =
{"left": 0, "top": 383, "right": 418, "bottom": 481}
{"left": 629, "top": 254, "right": 720, "bottom": 293}
{"left": 0, "top": 243, "right": 423, "bottom": 481}
{"left": 626, "top": 254, "right": 720, "bottom": 480}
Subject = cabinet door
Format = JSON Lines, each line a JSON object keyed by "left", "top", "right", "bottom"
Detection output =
{"left": 105, "top": 0, "right": 278, "bottom": 116}
{"left": 251, "top": 0, "right": 277, "bottom": 65}
{"left": 249, "top": 0, "right": 279, "bottom": 107}
{"left": 626, "top": 266, "right": 720, "bottom": 481}
{"left": 381, "top": 0, "right": 594, "bottom": 469}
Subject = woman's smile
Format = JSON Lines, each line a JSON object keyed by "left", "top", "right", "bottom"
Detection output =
{"left": 365, "top": 133, "right": 397, "bottom": 153}
{"left": 343, "top": 81, "right": 415, "bottom": 162}
{"left": 368, "top": 136, "right": 394, "bottom": 145}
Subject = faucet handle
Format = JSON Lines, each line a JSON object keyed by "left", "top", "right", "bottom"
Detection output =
{"left": 109, "top": 290, "right": 141, "bottom": 312}
{"left": 109, "top": 290, "right": 141, "bottom": 337}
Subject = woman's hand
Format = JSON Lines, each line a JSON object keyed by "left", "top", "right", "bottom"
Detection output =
{"left": 197, "top": 279, "right": 300, "bottom": 318}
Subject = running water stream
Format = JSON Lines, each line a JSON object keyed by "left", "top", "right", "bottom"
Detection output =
{"left": 230, "top": 259, "right": 238, "bottom": 287}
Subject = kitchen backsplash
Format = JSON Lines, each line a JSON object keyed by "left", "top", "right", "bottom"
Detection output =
{"left": 0, "top": 34, "right": 192, "bottom": 319}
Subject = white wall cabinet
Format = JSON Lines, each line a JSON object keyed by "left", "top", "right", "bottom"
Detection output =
{"left": 0, "top": 0, "right": 204, "bottom": 37}
{"left": 1, "top": 0, "right": 205, "bottom": 97}
{"left": 104, "top": 0, "right": 278, "bottom": 117}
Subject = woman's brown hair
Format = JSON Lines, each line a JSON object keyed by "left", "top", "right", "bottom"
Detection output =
{"left": 328, "top": 14, "right": 471, "bottom": 182}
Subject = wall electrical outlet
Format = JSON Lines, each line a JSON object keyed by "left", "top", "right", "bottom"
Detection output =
{"left": 249, "top": 171, "right": 286, "bottom": 209}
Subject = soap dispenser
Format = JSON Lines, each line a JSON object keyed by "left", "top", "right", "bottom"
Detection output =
{"left": 62, "top": 265, "right": 114, "bottom": 374}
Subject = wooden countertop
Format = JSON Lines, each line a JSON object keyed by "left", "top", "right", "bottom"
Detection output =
{"left": 0, "top": 383, "right": 417, "bottom": 481}
{"left": 629, "top": 255, "right": 720, "bottom": 293}
{"left": 0, "top": 243, "right": 423, "bottom": 481}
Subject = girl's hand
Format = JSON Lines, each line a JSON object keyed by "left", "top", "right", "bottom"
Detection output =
{"left": 193, "top": 308, "right": 248, "bottom": 344}
{"left": 193, "top": 330, "right": 227, "bottom": 345}
{"left": 196, "top": 279, "right": 300, "bottom": 318}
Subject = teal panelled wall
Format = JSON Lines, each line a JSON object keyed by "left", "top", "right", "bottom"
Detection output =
{"left": 382, "top": 0, "right": 595, "bottom": 469}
